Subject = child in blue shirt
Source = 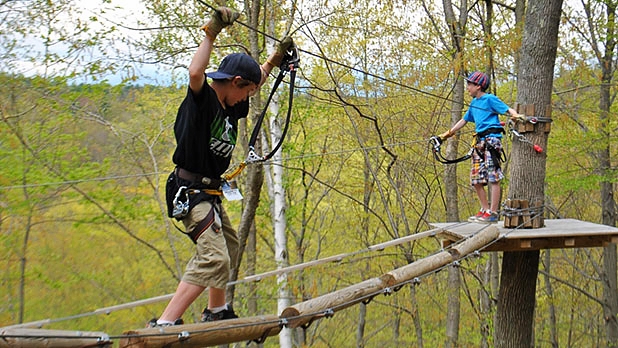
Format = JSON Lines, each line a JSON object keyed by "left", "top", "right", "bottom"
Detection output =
{"left": 438, "top": 71, "right": 520, "bottom": 223}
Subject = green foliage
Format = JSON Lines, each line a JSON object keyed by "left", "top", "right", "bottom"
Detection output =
{"left": 1, "top": 0, "right": 617, "bottom": 347}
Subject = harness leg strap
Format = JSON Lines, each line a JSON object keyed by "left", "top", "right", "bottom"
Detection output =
{"left": 187, "top": 206, "right": 218, "bottom": 244}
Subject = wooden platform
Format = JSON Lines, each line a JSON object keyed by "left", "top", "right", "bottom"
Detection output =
{"left": 431, "top": 219, "right": 618, "bottom": 252}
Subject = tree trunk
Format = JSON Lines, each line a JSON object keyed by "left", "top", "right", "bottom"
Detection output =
{"left": 496, "top": 251, "right": 540, "bottom": 347}
{"left": 357, "top": 166, "right": 372, "bottom": 347}
{"left": 479, "top": 254, "right": 497, "bottom": 348}
{"left": 597, "top": 2, "right": 618, "bottom": 341}
{"left": 603, "top": 243, "right": 618, "bottom": 345}
{"left": 246, "top": 222, "right": 261, "bottom": 348}
{"left": 496, "top": 0, "right": 563, "bottom": 346}
{"left": 543, "top": 250, "right": 559, "bottom": 347}
{"left": 229, "top": 0, "right": 265, "bottom": 307}
{"left": 445, "top": 264, "right": 460, "bottom": 348}
{"left": 264, "top": 84, "right": 292, "bottom": 348}
{"left": 441, "top": 0, "right": 467, "bottom": 344}
{"left": 356, "top": 302, "right": 367, "bottom": 348}
{"left": 410, "top": 284, "right": 424, "bottom": 348}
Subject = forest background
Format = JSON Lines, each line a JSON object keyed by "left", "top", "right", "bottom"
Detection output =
{"left": 1, "top": 0, "right": 617, "bottom": 347}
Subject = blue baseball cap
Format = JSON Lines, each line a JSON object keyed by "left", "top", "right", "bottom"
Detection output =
{"left": 206, "top": 53, "right": 261, "bottom": 85}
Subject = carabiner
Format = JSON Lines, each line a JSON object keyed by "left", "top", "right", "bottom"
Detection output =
{"left": 280, "top": 43, "right": 300, "bottom": 72}
{"left": 429, "top": 136, "right": 442, "bottom": 153}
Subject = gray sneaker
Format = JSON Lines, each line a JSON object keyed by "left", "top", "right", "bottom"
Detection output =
{"left": 147, "top": 318, "right": 184, "bottom": 328}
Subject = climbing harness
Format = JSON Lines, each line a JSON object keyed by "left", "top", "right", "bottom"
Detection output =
{"left": 222, "top": 43, "right": 300, "bottom": 183}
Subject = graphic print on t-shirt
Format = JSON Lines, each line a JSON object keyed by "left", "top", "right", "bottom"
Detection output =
{"left": 210, "top": 114, "right": 236, "bottom": 158}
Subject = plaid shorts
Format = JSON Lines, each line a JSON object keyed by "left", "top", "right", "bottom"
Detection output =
{"left": 470, "top": 137, "right": 504, "bottom": 186}
{"left": 181, "top": 200, "right": 239, "bottom": 289}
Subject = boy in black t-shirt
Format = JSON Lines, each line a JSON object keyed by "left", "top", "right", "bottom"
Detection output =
{"left": 149, "top": 6, "right": 294, "bottom": 327}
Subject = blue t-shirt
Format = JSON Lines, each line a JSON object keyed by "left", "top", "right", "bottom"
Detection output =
{"left": 463, "top": 93, "right": 509, "bottom": 137}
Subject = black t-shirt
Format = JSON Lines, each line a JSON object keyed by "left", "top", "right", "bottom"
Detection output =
{"left": 172, "top": 80, "right": 249, "bottom": 179}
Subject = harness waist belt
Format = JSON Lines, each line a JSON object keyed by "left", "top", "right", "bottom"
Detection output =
{"left": 476, "top": 127, "right": 505, "bottom": 139}
{"left": 176, "top": 168, "right": 221, "bottom": 188}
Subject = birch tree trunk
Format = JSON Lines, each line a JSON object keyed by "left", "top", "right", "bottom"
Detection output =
{"left": 264, "top": 66, "right": 292, "bottom": 348}
{"left": 496, "top": 0, "right": 563, "bottom": 346}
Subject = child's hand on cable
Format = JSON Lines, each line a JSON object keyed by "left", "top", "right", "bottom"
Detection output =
{"left": 268, "top": 36, "right": 295, "bottom": 68}
{"left": 201, "top": 6, "right": 240, "bottom": 39}
{"left": 510, "top": 113, "right": 526, "bottom": 122}
{"left": 438, "top": 129, "right": 453, "bottom": 143}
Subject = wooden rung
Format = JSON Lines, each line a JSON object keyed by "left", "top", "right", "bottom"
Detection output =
{"left": 532, "top": 200, "right": 544, "bottom": 228}
{"left": 521, "top": 200, "right": 532, "bottom": 228}
{"left": 504, "top": 199, "right": 521, "bottom": 228}
{"left": 525, "top": 104, "right": 535, "bottom": 115}
{"left": 524, "top": 104, "right": 535, "bottom": 131}
{"left": 545, "top": 104, "right": 552, "bottom": 116}
{"left": 525, "top": 120, "right": 535, "bottom": 132}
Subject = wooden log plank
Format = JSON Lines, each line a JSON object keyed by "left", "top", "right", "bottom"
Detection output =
{"left": 280, "top": 277, "right": 392, "bottom": 329}
{"left": 0, "top": 328, "right": 111, "bottom": 348}
{"left": 281, "top": 227, "right": 498, "bottom": 329}
{"left": 119, "top": 315, "right": 281, "bottom": 348}
{"left": 503, "top": 200, "right": 513, "bottom": 227}
{"left": 385, "top": 226, "right": 498, "bottom": 286}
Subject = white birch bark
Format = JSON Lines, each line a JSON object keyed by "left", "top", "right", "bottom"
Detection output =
{"left": 263, "top": 69, "right": 292, "bottom": 348}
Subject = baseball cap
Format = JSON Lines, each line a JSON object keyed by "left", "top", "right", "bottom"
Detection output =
{"left": 206, "top": 53, "right": 262, "bottom": 85}
{"left": 464, "top": 71, "right": 490, "bottom": 90}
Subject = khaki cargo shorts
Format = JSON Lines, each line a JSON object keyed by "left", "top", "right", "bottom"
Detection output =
{"left": 181, "top": 200, "right": 239, "bottom": 289}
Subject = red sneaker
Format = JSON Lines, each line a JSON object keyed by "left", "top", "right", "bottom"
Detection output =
{"left": 468, "top": 210, "right": 485, "bottom": 222}
{"left": 477, "top": 211, "right": 499, "bottom": 223}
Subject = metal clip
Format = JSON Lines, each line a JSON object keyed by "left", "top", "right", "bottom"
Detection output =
{"left": 429, "top": 136, "right": 442, "bottom": 153}
{"left": 281, "top": 43, "right": 300, "bottom": 71}
{"left": 172, "top": 186, "right": 189, "bottom": 219}
{"left": 245, "top": 148, "right": 264, "bottom": 164}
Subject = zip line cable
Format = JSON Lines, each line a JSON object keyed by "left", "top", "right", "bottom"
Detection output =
{"left": 194, "top": 0, "right": 485, "bottom": 109}
{"left": 0, "top": 139, "right": 430, "bottom": 190}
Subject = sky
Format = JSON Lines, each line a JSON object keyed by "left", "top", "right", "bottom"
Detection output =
{"left": 5, "top": 0, "right": 177, "bottom": 86}
{"left": 80, "top": 0, "right": 177, "bottom": 85}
